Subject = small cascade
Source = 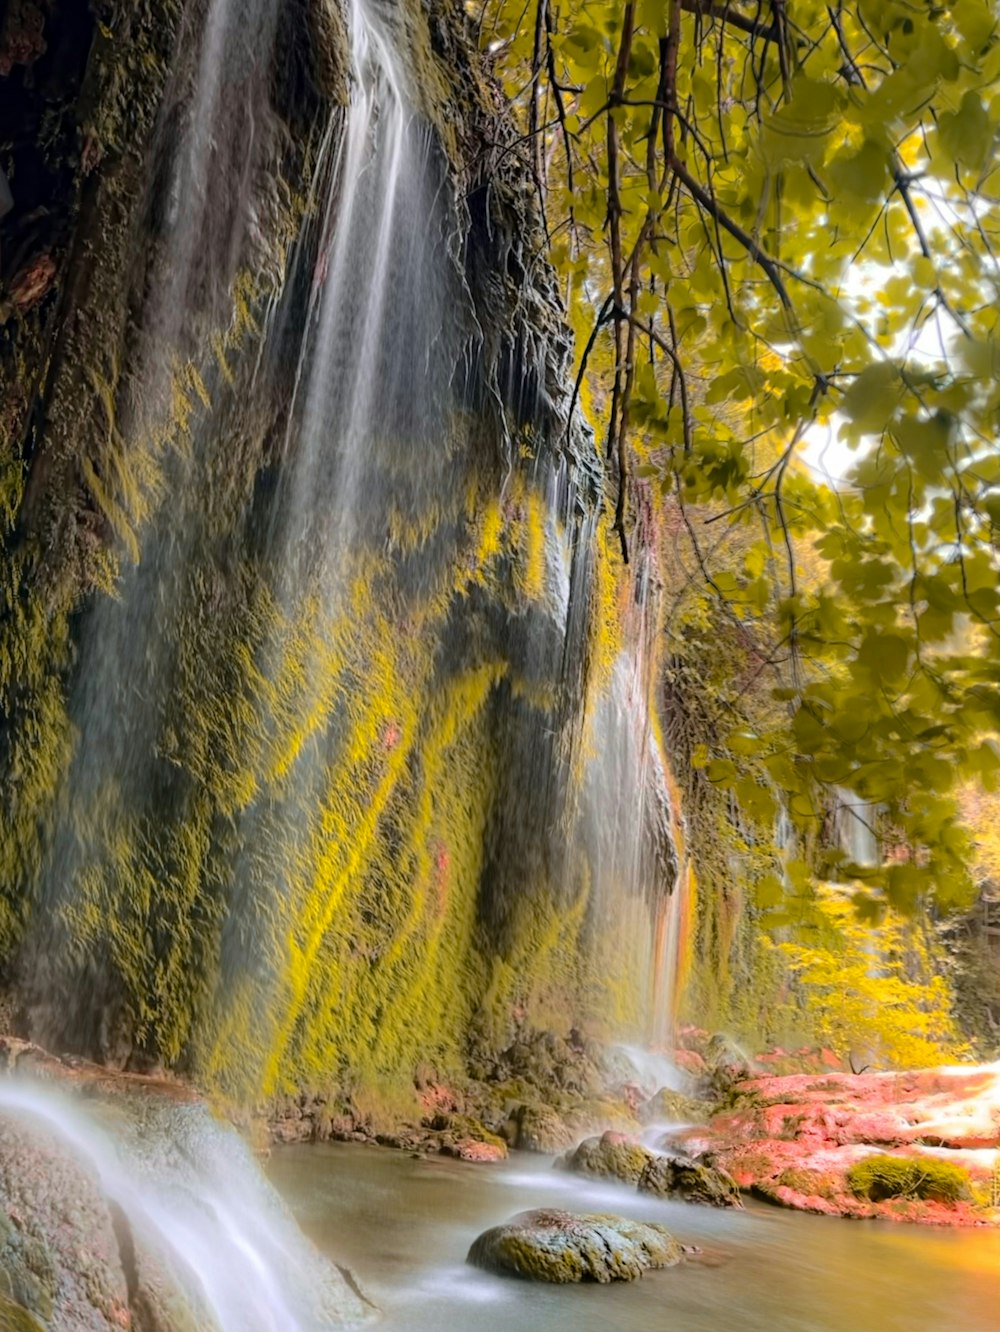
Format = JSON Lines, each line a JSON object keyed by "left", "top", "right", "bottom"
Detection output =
{"left": 564, "top": 531, "right": 682, "bottom": 1050}
{"left": 834, "top": 787, "right": 880, "bottom": 872}
{"left": 0, "top": 1081, "right": 369, "bottom": 1330}
{"left": 269, "top": 0, "right": 461, "bottom": 584}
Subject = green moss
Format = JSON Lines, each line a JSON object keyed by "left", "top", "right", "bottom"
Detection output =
{"left": 0, "top": 0, "right": 665, "bottom": 1117}
{"left": 0, "top": 1293, "right": 47, "bottom": 1332}
{"left": 467, "top": 1211, "right": 682, "bottom": 1284}
{"left": 846, "top": 1154, "right": 971, "bottom": 1204}
{"left": 774, "top": 1167, "right": 840, "bottom": 1201}
{"left": 565, "top": 1136, "right": 652, "bottom": 1184}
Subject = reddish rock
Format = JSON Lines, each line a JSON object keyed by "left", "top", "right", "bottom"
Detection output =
{"left": 8, "top": 253, "right": 57, "bottom": 312}
{"left": 673, "top": 1048, "right": 708, "bottom": 1076}
{"left": 417, "top": 1082, "right": 463, "bottom": 1115}
{"left": 449, "top": 1138, "right": 506, "bottom": 1162}
{"left": 0, "top": 0, "right": 48, "bottom": 76}
{"left": 689, "top": 1062, "right": 1000, "bottom": 1228}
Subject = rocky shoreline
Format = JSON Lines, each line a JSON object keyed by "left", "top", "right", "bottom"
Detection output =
{"left": 2, "top": 1028, "right": 998, "bottom": 1232}
{"left": 266, "top": 1026, "right": 1000, "bottom": 1228}
{"left": 675, "top": 1063, "right": 1000, "bottom": 1227}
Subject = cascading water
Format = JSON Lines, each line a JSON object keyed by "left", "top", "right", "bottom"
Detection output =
{"left": 22, "top": 0, "right": 288, "bottom": 1057}
{"left": 1, "top": 1, "right": 693, "bottom": 1317}
{"left": 271, "top": 0, "right": 461, "bottom": 577}
{"left": 834, "top": 787, "right": 879, "bottom": 872}
{"left": 18, "top": 0, "right": 681, "bottom": 1107}
{"left": 0, "top": 1080, "right": 370, "bottom": 1330}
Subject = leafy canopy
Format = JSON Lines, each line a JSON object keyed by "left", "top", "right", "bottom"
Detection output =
{"left": 479, "top": 0, "right": 1000, "bottom": 912}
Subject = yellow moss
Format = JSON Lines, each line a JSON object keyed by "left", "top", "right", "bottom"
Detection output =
{"left": 474, "top": 494, "right": 505, "bottom": 573}
{"left": 515, "top": 489, "right": 547, "bottom": 602}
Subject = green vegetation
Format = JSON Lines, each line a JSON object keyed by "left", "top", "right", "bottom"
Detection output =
{"left": 846, "top": 1154, "right": 971, "bottom": 1203}
{"left": 0, "top": 0, "right": 664, "bottom": 1100}
{"left": 481, "top": 0, "right": 1000, "bottom": 913}
{"left": 479, "top": 0, "right": 1000, "bottom": 1060}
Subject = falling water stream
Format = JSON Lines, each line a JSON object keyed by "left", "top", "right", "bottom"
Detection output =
{"left": 9, "top": 0, "right": 688, "bottom": 1320}
{"left": 0, "top": 1082, "right": 369, "bottom": 1330}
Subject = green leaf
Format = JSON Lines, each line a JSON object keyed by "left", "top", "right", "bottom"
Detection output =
{"left": 754, "top": 874, "right": 786, "bottom": 909}
{"left": 828, "top": 140, "right": 892, "bottom": 202}
{"left": 840, "top": 364, "right": 901, "bottom": 434}
{"left": 706, "top": 758, "right": 738, "bottom": 787}
{"left": 938, "top": 91, "right": 992, "bottom": 171}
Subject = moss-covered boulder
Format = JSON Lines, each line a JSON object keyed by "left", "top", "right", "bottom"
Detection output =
{"left": 558, "top": 1132, "right": 653, "bottom": 1184}
{"left": 639, "top": 1088, "right": 711, "bottom": 1125}
{"left": 511, "top": 1103, "right": 574, "bottom": 1154}
{"left": 638, "top": 1153, "right": 742, "bottom": 1208}
{"left": 467, "top": 1208, "right": 682, "bottom": 1283}
{"left": 424, "top": 1114, "right": 508, "bottom": 1161}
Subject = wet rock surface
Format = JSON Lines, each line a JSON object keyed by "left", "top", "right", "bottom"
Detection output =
{"left": 682, "top": 1065, "right": 1000, "bottom": 1226}
{"left": 637, "top": 1153, "right": 742, "bottom": 1208}
{"left": 557, "top": 1130, "right": 741, "bottom": 1208}
{"left": 559, "top": 1132, "right": 653, "bottom": 1184}
{"left": 265, "top": 1028, "right": 647, "bottom": 1155}
{"left": 467, "top": 1208, "right": 682, "bottom": 1283}
{"left": 0, "top": 1046, "right": 374, "bottom": 1329}
{"left": 508, "top": 1102, "right": 575, "bottom": 1154}
{"left": 0, "top": 1109, "right": 131, "bottom": 1332}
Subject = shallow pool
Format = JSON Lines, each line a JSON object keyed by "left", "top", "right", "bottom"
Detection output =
{"left": 269, "top": 1142, "right": 1000, "bottom": 1331}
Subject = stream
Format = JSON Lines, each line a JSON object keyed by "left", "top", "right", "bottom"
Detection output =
{"left": 270, "top": 1142, "right": 1000, "bottom": 1331}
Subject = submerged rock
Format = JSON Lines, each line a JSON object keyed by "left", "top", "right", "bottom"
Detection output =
{"left": 638, "top": 1153, "right": 742, "bottom": 1208}
{"left": 467, "top": 1208, "right": 682, "bottom": 1283}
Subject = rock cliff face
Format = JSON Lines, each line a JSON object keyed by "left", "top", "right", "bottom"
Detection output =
{"left": 0, "top": 1, "right": 678, "bottom": 1106}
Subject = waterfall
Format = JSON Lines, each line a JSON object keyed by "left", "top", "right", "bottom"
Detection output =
{"left": 834, "top": 788, "right": 879, "bottom": 871}
{"left": 270, "top": 0, "right": 460, "bottom": 581}
{"left": 0, "top": 1081, "right": 369, "bottom": 1330}
{"left": 17, "top": 0, "right": 680, "bottom": 1097}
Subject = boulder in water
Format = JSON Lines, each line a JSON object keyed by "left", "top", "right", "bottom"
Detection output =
{"left": 638, "top": 1153, "right": 742, "bottom": 1208}
{"left": 558, "top": 1131, "right": 652, "bottom": 1183}
{"left": 511, "top": 1103, "right": 574, "bottom": 1154}
{"left": 467, "top": 1208, "right": 682, "bottom": 1283}
{"left": 639, "top": 1087, "right": 709, "bottom": 1125}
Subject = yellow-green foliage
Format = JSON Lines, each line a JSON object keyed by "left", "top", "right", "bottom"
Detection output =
{"left": 772, "top": 887, "right": 969, "bottom": 1067}
{"left": 19, "top": 412, "right": 666, "bottom": 1105}
{"left": 846, "top": 1155, "right": 970, "bottom": 1204}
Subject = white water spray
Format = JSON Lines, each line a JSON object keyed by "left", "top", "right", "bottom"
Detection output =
{"left": 0, "top": 1082, "right": 369, "bottom": 1331}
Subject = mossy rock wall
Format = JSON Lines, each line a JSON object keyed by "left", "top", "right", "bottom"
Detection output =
{"left": 0, "top": 1, "right": 677, "bottom": 1103}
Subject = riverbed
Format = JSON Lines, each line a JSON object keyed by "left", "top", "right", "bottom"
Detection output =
{"left": 269, "top": 1142, "right": 1000, "bottom": 1331}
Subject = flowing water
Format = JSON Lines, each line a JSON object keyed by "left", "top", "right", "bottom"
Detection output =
{"left": 834, "top": 787, "right": 879, "bottom": 871}
{"left": 0, "top": 1082, "right": 369, "bottom": 1330}
{"left": 26, "top": 0, "right": 683, "bottom": 1077}
{"left": 270, "top": 1142, "right": 1000, "bottom": 1332}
